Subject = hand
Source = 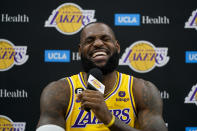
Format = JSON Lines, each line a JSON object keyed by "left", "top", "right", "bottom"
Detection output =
{"left": 76, "top": 89, "right": 112, "bottom": 125}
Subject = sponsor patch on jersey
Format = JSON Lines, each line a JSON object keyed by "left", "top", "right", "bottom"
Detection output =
{"left": 118, "top": 91, "right": 126, "bottom": 97}
{"left": 116, "top": 92, "right": 130, "bottom": 102}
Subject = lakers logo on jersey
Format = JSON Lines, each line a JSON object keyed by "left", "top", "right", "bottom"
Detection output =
{"left": 72, "top": 108, "right": 131, "bottom": 128}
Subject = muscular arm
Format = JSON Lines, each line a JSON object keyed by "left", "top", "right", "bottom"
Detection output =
{"left": 77, "top": 77, "right": 167, "bottom": 131}
{"left": 36, "top": 79, "right": 70, "bottom": 130}
{"left": 108, "top": 78, "right": 168, "bottom": 131}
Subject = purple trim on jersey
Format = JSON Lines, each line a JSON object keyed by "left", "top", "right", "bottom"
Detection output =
{"left": 105, "top": 72, "right": 122, "bottom": 100}
{"left": 128, "top": 76, "right": 137, "bottom": 116}
{"left": 78, "top": 73, "right": 86, "bottom": 89}
{"left": 65, "top": 77, "right": 75, "bottom": 120}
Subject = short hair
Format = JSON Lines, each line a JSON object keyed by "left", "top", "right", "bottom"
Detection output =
{"left": 80, "top": 22, "right": 116, "bottom": 44}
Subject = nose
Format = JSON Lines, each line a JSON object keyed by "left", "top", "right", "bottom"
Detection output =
{"left": 92, "top": 39, "right": 104, "bottom": 47}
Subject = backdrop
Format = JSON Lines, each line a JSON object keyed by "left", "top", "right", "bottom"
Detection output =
{"left": 0, "top": 0, "right": 197, "bottom": 131}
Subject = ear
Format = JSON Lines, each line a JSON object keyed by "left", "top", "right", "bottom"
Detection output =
{"left": 115, "top": 40, "right": 120, "bottom": 53}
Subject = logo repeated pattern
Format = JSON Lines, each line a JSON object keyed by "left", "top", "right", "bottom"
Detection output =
{"left": 185, "top": 83, "right": 197, "bottom": 106}
{"left": 0, "top": 39, "right": 28, "bottom": 71}
{"left": 185, "top": 9, "right": 197, "bottom": 30}
{"left": 45, "top": 3, "right": 96, "bottom": 35}
{"left": 0, "top": 115, "right": 26, "bottom": 131}
{"left": 119, "top": 40, "right": 169, "bottom": 73}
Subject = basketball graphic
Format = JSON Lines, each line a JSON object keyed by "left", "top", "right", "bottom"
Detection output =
{"left": 128, "top": 41, "right": 156, "bottom": 72}
{"left": 0, "top": 39, "right": 15, "bottom": 71}
{"left": 119, "top": 40, "right": 169, "bottom": 73}
{"left": 0, "top": 39, "right": 29, "bottom": 72}
{"left": 45, "top": 3, "right": 96, "bottom": 35}
{"left": 56, "top": 4, "right": 83, "bottom": 33}
{"left": 0, "top": 115, "right": 15, "bottom": 130}
{"left": 0, "top": 115, "right": 26, "bottom": 131}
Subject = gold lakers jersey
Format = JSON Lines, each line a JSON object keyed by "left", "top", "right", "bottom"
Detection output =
{"left": 65, "top": 71, "right": 137, "bottom": 131}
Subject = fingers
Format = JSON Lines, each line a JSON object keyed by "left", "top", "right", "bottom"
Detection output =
{"left": 76, "top": 89, "right": 103, "bottom": 101}
{"left": 76, "top": 89, "right": 104, "bottom": 110}
{"left": 76, "top": 89, "right": 112, "bottom": 124}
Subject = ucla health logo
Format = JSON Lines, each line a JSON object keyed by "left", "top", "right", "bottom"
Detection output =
{"left": 119, "top": 41, "right": 169, "bottom": 73}
{"left": 115, "top": 14, "right": 140, "bottom": 26}
{"left": 115, "top": 14, "right": 169, "bottom": 26}
{"left": 0, "top": 39, "right": 28, "bottom": 71}
{"left": 185, "top": 9, "right": 197, "bottom": 30}
{"left": 0, "top": 115, "right": 26, "bottom": 131}
{"left": 45, "top": 3, "right": 96, "bottom": 35}
{"left": 186, "top": 127, "right": 197, "bottom": 131}
{"left": 186, "top": 51, "right": 197, "bottom": 63}
{"left": 45, "top": 50, "right": 70, "bottom": 62}
{"left": 185, "top": 83, "right": 197, "bottom": 106}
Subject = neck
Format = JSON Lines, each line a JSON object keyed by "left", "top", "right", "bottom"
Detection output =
{"left": 82, "top": 71, "right": 117, "bottom": 96}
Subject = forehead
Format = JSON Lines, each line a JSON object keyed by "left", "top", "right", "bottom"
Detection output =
{"left": 82, "top": 23, "right": 113, "bottom": 38}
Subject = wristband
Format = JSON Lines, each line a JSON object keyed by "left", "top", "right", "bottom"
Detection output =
{"left": 36, "top": 124, "right": 65, "bottom": 131}
{"left": 105, "top": 115, "right": 115, "bottom": 128}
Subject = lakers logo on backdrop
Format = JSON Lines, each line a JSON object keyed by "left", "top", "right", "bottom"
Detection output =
{"left": 185, "top": 9, "right": 197, "bottom": 30}
{"left": 119, "top": 41, "right": 169, "bottom": 73}
{"left": 0, "top": 115, "right": 26, "bottom": 131}
{"left": 0, "top": 39, "right": 28, "bottom": 71}
{"left": 45, "top": 3, "right": 96, "bottom": 35}
{"left": 185, "top": 83, "right": 197, "bottom": 106}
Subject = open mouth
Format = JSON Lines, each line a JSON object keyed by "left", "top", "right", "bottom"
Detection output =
{"left": 92, "top": 51, "right": 107, "bottom": 58}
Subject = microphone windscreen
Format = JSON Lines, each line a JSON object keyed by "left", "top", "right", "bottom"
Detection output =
{"left": 88, "top": 68, "right": 103, "bottom": 82}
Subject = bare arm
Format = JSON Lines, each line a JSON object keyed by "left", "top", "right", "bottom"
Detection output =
{"left": 77, "top": 77, "right": 167, "bottom": 131}
{"left": 36, "top": 79, "right": 70, "bottom": 130}
{"left": 108, "top": 78, "right": 168, "bottom": 131}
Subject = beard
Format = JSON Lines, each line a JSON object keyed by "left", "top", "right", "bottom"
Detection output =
{"left": 80, "top": 50, "right": 119, "bottom": 75}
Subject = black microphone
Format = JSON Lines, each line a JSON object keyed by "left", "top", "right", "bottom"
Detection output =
{"left": 85, "top": 68, "right": 105, "bottom": 112}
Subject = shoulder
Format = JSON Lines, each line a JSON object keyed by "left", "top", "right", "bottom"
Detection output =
{"left": 133, "top": 77, "right": 159, "bottom": 93}
{"left": 41, "top": 78, "right": 70, "bottom": 99}
{"left": 132, "top": 77, "right": 162, "bottom": 112}
{"left": 40, "top": 78, "right": 71, "bottom": 112}
{"left": 37, "top": 78, "right": 72, "bottom": 128}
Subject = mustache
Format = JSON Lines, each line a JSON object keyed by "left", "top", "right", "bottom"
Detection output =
{"left": 80, "top": 50, "right": 120, "bottom": 75}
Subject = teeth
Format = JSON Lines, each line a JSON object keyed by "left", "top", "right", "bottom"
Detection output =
{"left": 92, "top": 52, "right": 107, "bottom": 58}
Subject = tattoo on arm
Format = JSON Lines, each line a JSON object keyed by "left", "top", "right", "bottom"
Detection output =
{"left": 108, "top": 80, "right": 167, "bottom": 131}
{"left": 137, "top": 80, "right": 167, "bottom": 131}
{"left": 142, "top": 81, "right": 161, "bottom": 112}
{"left": 37, "top": 79, "right": 70, "bottom": 128}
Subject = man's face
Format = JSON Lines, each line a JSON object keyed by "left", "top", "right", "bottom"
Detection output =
{"left": 79, "top": 23, "right": 120, "bottom": 74}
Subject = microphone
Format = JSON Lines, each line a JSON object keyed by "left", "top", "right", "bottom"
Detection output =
{"left": 85, "top": 68, "right": 105, "bottom": 112}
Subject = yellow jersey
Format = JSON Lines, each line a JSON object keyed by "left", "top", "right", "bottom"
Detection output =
{"left": 65, "top": 71, "right": 137, "bottom": 131}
